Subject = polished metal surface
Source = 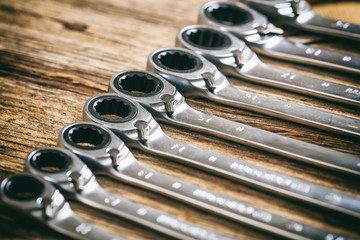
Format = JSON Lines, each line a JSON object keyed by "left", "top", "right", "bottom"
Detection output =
{"left": 198, "top": 1, "right": 360, "bottom": 74}
{"left": 0, "top": 173, "right": 122, "bottom": 240}
{"left": 108, "top": 69, "right": 360, "bottom": 177}
{"left": 175, "top": 25, "right": 360, "bottom": 107}
{"left": 238, "top": 0, "right": 360, "bottom": 42}
{"left": 148, "top": 45, "right": 360, "bottom": 140}
{"left": 24, "top": 147, "right": 231, "bottom": 240}
{"left": 57, "top": 121, "right": 350, "bottom": 239}
{"left": 83, "top": 93, "right": 360, "bottom": 221}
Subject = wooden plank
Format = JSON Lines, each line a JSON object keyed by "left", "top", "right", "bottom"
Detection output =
{"left": 0, "top": 0, "right": 359, "bottom": 239}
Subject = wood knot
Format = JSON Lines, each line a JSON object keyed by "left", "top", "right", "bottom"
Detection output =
{"left": 63, "top": 22, "right": 88, "bottom": 32}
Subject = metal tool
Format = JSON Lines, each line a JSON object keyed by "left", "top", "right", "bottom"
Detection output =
{"left": 238, "top": 0, "right": 360, "bottom": 42}
{"left": 198, "top": 1, "right": 360, "bottom": 74}
{"left": 148, "top": 46, "right": 360, "bottom": 140}
{"left": 83, "top": 93, "right": 360, "bottom": 220}
{"left": 58, "top": 121, "right": 351, "bottom": 240}
{"left": 108, "top": 69, "right": 360, "bottom": 176}
{"left": 175, "top": 25, "right": 360, "bottom": 107}
{"left": 0, "top": 173, "right": 122, "bottom": 240}
{"left": 25, "top": 147, "right": 231, "bottom": 240}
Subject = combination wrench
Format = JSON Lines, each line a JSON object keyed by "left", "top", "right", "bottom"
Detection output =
{"left": 0, "top": 173, "right": 122, "bottom": 240}
{"left": 198, "top": 1, "right": 360, "bottom": 74}
{"left": 175, "top": 25, "right": 360, "bottom": 107}
{"left": 24, "top": 147, "right": 231, "bottom": 240}
{"left": 147, "top": 46, "right": 360, "bottom": 139}
{"left": 108, "top": 69, "right": 360, "bottom": 176}
{"left": 83, "top": 93, "right": 360, "bottom": 219}
{"left": 58, "top": 121, "right": 349, "bottom": 239}
{"left": 237, "top": 0, "right": 360, "bottom": 42}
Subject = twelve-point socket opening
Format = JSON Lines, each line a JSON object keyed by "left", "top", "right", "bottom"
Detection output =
{"left": 205, "top": 3, "right": 253, "bottom": 25}
{"left": 4, "top": 175, "right": 44, "bottom": 201}
{"left": 89, "top": 95, "right": 137, "bottom": 123}
{"left": 30, "top": 149, "right": 71, "bottom": 173}
{"left": 64, "top": 124, "right": 111, "bottom": 150}
{"left": 154, "top": 50, "right": 202, "bottom": 73}
{"left": 113, "top": 72, "right": 164, "bottom": 97}
{"left": 182, "top": 28, "right": 231, "bottom": 49}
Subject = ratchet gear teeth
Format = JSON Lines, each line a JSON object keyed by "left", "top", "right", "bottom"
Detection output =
{"left": 30, "top": 150, "right": 71, "bottom": 173}
{"left": 201, "top": 72, "right": 216, "bottom": 90}
{"left": 160, "top": 94, "right": 177, "bottom": 114}
{"left": 205, "top": 4, "right": 253, "bottom": 25}
{"left": 66, "top": 125, "right": 110, "bottom": 149}
{"left": 157, "top": 52, "right": 199, "bottom": 72}
{"left": 185, "top": 28, "right": 230, "bottom": 49}
{"left": 134, "top": 120, "right": 150, "bottom": 142}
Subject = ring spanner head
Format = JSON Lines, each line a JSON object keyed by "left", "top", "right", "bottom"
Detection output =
{"left": 59, "top": 121, "right": 136, "bottom": 174}
{"left": 109, "top": 70, "right": 185, "bottom": 115}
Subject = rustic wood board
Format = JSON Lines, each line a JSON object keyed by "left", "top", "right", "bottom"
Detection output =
{"left": 0, "top": 0, "right": 359, "bottom": 239}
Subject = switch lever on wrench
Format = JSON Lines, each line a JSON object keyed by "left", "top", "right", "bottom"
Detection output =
{"left": 176, "top": 25, "right": 360, "bottom": 107}
{"left": 83, "top": 93, "right": 360, "bottom": 219}
{"left": 0, "top": 173, "right": 123, "bottom": 240}
{"left": 238, "top": 0, "right": 360, "bottom": 42}
{"left": 198, "top": 1, "right": 360, "bottom": 74}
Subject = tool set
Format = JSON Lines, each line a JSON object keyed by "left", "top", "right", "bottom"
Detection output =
{"left": 2, "top": 1, "right": 359, "bottom": 239}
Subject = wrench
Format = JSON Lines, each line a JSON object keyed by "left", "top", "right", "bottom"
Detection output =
{"left": 58, "top": 121, "right": 350, "bottom": 240}
{"left": 0, "top": 173, "right": 123, "bottom": 240}
{"left": 198, "top": 1, "right": 360, "bottom": 74}
{"left": 83, "top": 93, "right": 360, "bottom": 219}
{"left": 238, "top": 0, "right": 360, "bottom": 42}
{"left": 175, "top": 25, "right": 360, "bottom": 107}
{"left": 108, "top": 69, "right": 360, "bottom": 176}
{"left": 24, "top": 147, "right": 232, "bottom": 240}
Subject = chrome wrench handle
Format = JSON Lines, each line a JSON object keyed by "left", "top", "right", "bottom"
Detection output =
{"left": 239, "top": 0, "right": 360, "bottom": 41}
{"left": 25, "top": 147, "right": 231, "bottom": 240}
{"left": 59, "top": 122, "right": 351, "bottom": 240}
{"left": 176, "top": 25, "right": 360, "bottom": 107}
{"left": 213, "top": 84, "right": 360, "bottom": 138}
{"left": 83, "top": 94, "right": 360, "bottom": 219}
{"left": 108, "top": 69, "right": 360, "bottom": 176}
{"left": 147, "top": 46, "right": 360, "bottom": 139}
{"left": 254, "top": 35, "right": 360, "bottom": 75}
{"left": 0, "top": 173, "right": 122, "bottom": 240}
{"left": 198, "top": 1, "right": 360, "bottom": 74}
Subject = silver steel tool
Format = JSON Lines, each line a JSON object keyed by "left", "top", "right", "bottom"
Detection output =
{"left": 237, "top": 0, "right": 360, "bottom": 42}
{"left": 108, "top": 69, "right": 360, "bottom": 176}
{"left": 58, "top": 121, "right": 350, "bottom": 240}
{"left": 176, "top": 25, "right": 360, "bottom": 107}
{"left": 83, "top": 93, "right": 360, "bottom": 220}
{"left": 148, "top": 46, "right": 360, "bottom": 140}
{"left": 198, "top": 1, "right": 360, "bottom": 74}
{"left": 25, "top": 147, "right": 231, "bottom": 240}
{"left": 0, "top": 173, "right": 122, "bottom": 240}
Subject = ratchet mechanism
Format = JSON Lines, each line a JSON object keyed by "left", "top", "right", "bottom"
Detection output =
{"left": 238, "top": 0, "right": 360, "bottom": 42}
{"left": 58, "top": 121, "right": 348, "bottom": 240}
{"left": 176, "top": 25, "right": 360, "bottom": 107}
{"left": 109, "top": 69, "right": 360, "bottom": 176}
{"left": 83, "top": 93, "right": 360, "bottom": 220}
{"left": 148, "top": 46, "right": 360, "bottom": 140}
{"left": 0, "top": 173, "right": 122, "bottom": 240}
{"left": 24, "top": 147, "right": 230, "bottom": 240}
{"left": 198, "top": 1, "right": 360, "bottom": 74}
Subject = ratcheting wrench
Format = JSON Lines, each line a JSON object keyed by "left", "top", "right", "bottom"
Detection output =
{"left": 58, "top": 121, "right": 348, "bottom": 240}
{"left": 108, "top": 69, "right": 360, "bottom": 176}
{"left": 0, "top": 173, "right": 122, "bottom": 240}
{"left": 238, "top": 0, "right": 360, "bottom": 42}
{"left": 198, "top": 1, "right": 360, "bottom": 74}
{"left": 25, "top": 147, "right": 230, "bottom": 240}
{"left": 148, "top": 46, "right": 360, "bottom": 140}
{"left": 83, "top": 93, "right": 360, "bottom": 220}
{"left": 176, "top": 25, "right": 360, "bottom": 107}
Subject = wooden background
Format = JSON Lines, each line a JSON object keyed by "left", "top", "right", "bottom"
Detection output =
{"left": 0, "top": 0, "right": 359, "bottom": 239}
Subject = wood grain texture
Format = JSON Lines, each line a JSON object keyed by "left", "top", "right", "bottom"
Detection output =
{"left": 0, "top": 0, "right": 359, "bottom": 239}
